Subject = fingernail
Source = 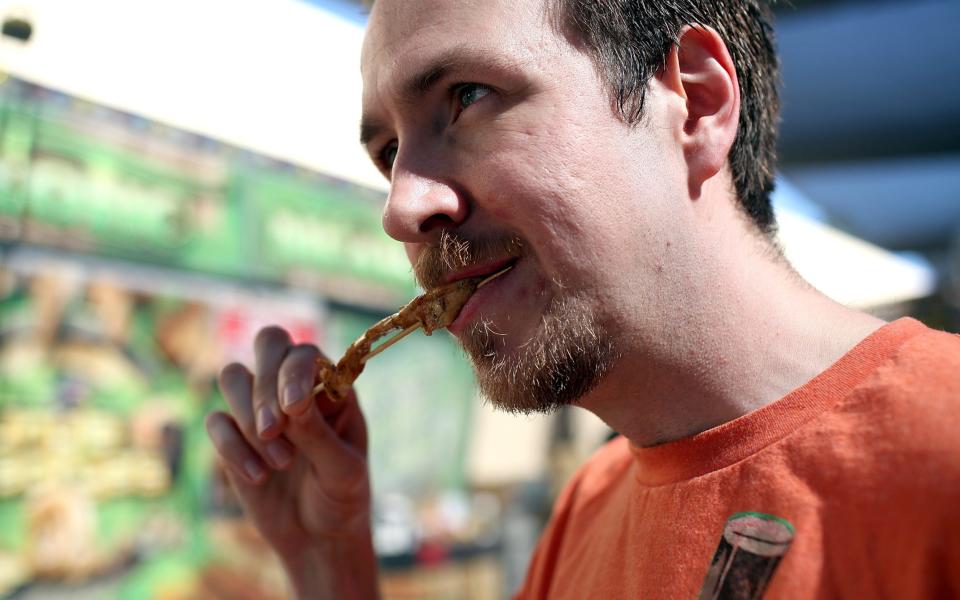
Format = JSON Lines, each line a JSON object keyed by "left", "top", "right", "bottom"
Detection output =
{"left": 257, "top": 407, "right": 276, "bottom": 436}
{"left": 283, "top": 382, "right": 305, "bottom": 409}
{"left": 244, "top": 460, "right": 265, "bottom": 482}
{"left": 266, "top": 441, "right": 292, "bottom": 468}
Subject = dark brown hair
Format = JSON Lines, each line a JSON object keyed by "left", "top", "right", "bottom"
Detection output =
{"left": 554, "top": 0, "right": 781, "bottom": 235}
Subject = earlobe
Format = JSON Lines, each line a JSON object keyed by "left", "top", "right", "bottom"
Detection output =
{"left": 668, "top": 25, "right": 740, "bottom": 199}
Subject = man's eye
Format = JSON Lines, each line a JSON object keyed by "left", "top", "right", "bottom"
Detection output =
{"left": 379, "top": 141, "right": 398, "bottom": 171}
{"left": 453, "top": 83, "right": 491, "bottom": 115}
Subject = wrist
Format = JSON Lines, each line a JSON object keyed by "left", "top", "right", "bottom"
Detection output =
{"left": 282, "top": 532, "right": 380, "bottom": 600}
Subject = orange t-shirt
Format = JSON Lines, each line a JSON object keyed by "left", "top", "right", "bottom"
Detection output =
{"left": 514, "top": 318, "right": 960, "bottom": 599}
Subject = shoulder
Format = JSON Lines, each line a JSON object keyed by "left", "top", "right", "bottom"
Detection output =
{"left": 880, "top": 325, "right": 960, "bottom": 389}
{"left": 832, "top": 323, "right": 960, "bottom": 492}
{"left": 847, "top": 324, "right": 960, "bottom": 429}
{"left": 827, "top": 326, "right": 960, "bottom": 579}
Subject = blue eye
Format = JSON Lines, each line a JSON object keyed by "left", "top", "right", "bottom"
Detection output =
{"left": 455, "top": 83, "right": 491, "bottom": 113}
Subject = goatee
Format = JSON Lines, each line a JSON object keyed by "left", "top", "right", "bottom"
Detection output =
{"left": 414, "top": 230, "right": 619, "bottom": 414}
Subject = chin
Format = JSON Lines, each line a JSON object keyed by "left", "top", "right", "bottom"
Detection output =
{"left": 459, "top": 290, "right": 620, "bottom": 415}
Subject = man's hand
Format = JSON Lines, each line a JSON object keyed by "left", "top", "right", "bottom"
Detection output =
{"left": 205, "top": 326, "right": 379, "bottom": 599}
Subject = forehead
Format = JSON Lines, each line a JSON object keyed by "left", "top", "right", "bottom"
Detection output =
{"left": 361, "top": 0, "right": 555, "bottom": 105}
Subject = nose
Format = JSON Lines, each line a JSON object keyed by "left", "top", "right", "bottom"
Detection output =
{"left": 382, "top": 170, "right": 470, "bottom": 244}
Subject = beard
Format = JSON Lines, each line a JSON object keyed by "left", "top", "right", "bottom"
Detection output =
{"left": 414, "top": 230, "right": 619, "bottom": 414}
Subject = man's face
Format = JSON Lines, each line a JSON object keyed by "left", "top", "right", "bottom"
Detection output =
{"left": 361, "top": 0, "right": 689, "bottom": 412}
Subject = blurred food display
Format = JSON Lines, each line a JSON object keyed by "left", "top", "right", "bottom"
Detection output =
{"left": 0, "top": 75, "right": 507, "bottom": 599}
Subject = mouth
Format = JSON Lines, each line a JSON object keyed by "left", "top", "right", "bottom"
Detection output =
{"left": 443, "top": 256, "right": 518, "bottom": 285}
{"left": 447, "top": 257, "right": 519, "bottom": 335}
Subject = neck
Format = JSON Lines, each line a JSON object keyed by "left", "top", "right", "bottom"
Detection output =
{"left": 580, "top": 205, "right": 885, "bottom": 448}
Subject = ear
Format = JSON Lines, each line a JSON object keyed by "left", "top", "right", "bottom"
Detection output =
{"left": 659, "top": 25, "right": 740, "bottom": 199}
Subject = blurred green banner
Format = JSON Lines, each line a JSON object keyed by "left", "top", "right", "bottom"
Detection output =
{"left": 0, "top": 77, "right": 415, "bottom": 307}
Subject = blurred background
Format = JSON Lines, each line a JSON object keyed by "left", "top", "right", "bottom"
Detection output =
{"left": 0, "top": 0, "right": 957, "bottom": 598}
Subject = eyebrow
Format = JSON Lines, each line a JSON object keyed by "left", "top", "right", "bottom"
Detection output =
{"left": 359, "top": 47, "right": 518, "bottom": 147}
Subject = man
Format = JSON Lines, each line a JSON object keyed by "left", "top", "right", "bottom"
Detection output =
{"left": 205, "top": 0, "right": 960, "bottom": 597}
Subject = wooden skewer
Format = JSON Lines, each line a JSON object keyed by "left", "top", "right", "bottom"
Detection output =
{"left": 312, "top": 265, "right": 514, "bottom": 397}
{"left": 313, "top": 322, "right": 422, "bottom": 395}
{"left": 478, "top": 265, "right": 512, "bottom": 288}
{"left": 361, "top": 323, "right": 420, "bottom": 364}
{"left": 359, "top": 266, "right": 513, "bottom": 366}
{"left": 359, "top": 266, "right": 511, "bottom": 365}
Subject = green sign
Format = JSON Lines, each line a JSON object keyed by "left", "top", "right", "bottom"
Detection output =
{"left": 0, "top": 77, "right": 415, "bottom": 306}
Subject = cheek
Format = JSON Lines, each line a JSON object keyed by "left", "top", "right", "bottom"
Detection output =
{"left": 471, "top": 127, "right": 586, "bottom": 213}
{"left": 468, "top": 134, "right": 599, "bottom": 259}
{"left": 479, "top": 159, "right": 584, "bottom": 246}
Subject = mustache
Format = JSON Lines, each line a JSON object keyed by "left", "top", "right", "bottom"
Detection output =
{"left": 413, "top": 230, "right": 524, "bottom": 289}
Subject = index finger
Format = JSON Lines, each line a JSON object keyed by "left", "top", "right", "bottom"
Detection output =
{"left": 277, "top": 343, "right": 323, "bottom": 417}
{"left": 278, "top": 344, "right": 360, "bottom": 445}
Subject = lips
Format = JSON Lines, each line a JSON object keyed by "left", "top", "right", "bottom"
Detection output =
{"left": 447, "top": 258, "right": 518, "bottom": 335}
{"left": 443, "top": 256, "right": 518, "bottom": 286}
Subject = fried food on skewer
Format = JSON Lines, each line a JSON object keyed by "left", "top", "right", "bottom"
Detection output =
{"left": 314, "top": 266, "right": 511, "bottom": 401}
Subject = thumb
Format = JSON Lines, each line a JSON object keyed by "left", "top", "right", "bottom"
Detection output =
{"left": 285, "top": 400, "right": 368, "bottom": 487}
